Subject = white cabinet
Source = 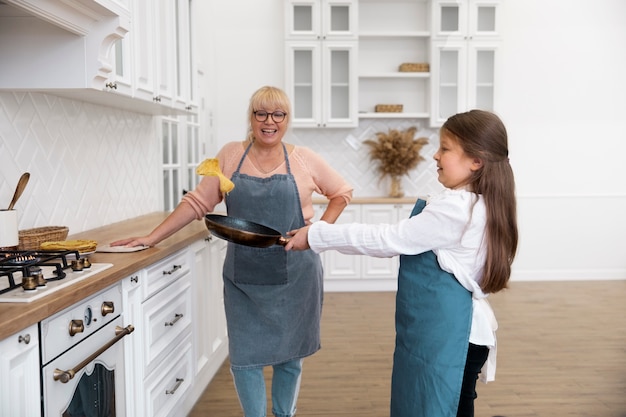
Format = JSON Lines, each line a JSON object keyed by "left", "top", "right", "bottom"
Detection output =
{"left": 430, "top": 0, "right": 500, "bottom": 126}
{"left": 285, "top": 0, "right": 358, "bottom": 128}
{"left": 0, "top": 324, "right": 41, "bottom": 417}
{"left": 123, "top": 249, "right": 194, "bottom": 417}
{"left": 132, "top": 0, "right": 196, "bottom": 112}
{"left": 186, "top": 236, "right": 228, "bottom": 410}
{"left": 0, "top": 0, "right": 195, "bottom": 115}
{"left": 314, "top": 202, "right": 414, "bottom": 291}
{"left": 358, "top": 0, "right": 431, "bottom": 120}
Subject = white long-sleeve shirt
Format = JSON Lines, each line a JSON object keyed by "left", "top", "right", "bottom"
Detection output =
{"left": 308, "top": 188, "right": 498, "bottom": 381}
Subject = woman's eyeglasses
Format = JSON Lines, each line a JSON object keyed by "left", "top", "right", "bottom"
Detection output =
{"left": 253, "top": 111, "right": 287, "bottom": 123}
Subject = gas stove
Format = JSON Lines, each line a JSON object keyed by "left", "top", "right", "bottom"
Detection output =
{"left": 0, "top": 250, "right": 112, "bottom": 303}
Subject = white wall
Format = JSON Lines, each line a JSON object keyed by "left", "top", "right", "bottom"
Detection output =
{"left": 200, "top": 0, "right": 626, "bottom": 281}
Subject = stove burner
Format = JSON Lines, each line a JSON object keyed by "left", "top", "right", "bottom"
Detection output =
{"left": 0, "top": 250, "right": 82, "bottom": 295}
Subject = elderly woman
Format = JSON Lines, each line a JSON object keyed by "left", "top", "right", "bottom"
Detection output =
{"left": 112, "top": 86, "right": 353, "bottom": 417}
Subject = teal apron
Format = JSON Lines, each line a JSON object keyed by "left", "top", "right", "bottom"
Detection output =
{"left": 391, "top": 199, "right": 473, "bottom": 417}
{"left": 223, "top": 143, "right": 323, "bottom": 369}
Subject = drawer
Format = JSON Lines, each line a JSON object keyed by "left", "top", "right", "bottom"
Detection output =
{"left": 143, "top": 249, "right": 190, "bottom": 300}
{"left": 144, "top": 337, "right": 194, "bottom": 417}
{"left": 141, "top": 274, "right": 192, "bottom": 376}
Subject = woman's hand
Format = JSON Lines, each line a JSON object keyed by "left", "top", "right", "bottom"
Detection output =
{"left": 110, "top": 236, "right": 152, "bottom": 248}
{"left": 284, "top": 226, "right": 311, "bottom": 251}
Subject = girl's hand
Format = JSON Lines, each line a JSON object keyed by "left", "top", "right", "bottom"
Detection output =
{"left": 284, "top": 226, "right": 311, "bottom": 251}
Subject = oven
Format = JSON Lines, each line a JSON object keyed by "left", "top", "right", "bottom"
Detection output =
{"left": 40, "top": 283, "right": 134, "bottom": 417}
{"left": 0, "top": 249, "right": 132, "bottom": 416}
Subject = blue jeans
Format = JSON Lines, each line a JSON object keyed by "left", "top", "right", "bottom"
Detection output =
{"left": 231, "top": 359, "right": 303, "bottom": 417}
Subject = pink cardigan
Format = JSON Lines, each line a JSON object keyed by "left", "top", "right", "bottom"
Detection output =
{"left": 181, "top": 141, "right": 353, "bottom": 223}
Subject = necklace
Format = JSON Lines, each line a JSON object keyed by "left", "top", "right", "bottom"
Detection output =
{"left": 250, "top": 145, "right": 285, "bottom": 174}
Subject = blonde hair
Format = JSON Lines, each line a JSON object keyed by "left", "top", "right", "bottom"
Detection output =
{"left": 246, "top": 86, "right": 292, "bottom": 142}
{"left": 442, "top": 110, "right": 518, "bottom": 294}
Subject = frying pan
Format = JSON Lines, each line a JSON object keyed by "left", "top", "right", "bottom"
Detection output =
{"left": 204, "top": 214, "right": 289, "bottom": 247}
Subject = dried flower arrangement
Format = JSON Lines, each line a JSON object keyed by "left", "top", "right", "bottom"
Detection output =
{"left": 364, "top": 126, "right": 429, "bottom": 197}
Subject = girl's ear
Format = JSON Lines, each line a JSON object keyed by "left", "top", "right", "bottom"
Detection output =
{"left": 470, "top": 158, "right": 484, "bottom": 172}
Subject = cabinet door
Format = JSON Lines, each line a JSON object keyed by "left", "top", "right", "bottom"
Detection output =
{"left": 285, "top": 0, "right": 356, "bottom": 39}
{"left": 132, "top": 0, "right": 157, "bottom": 102}
{"left": 0, "top": 324, "right": 41, "bottom": 417}
{"left": 285, "top": 0, "right": 321, "bottom": 38}
{"left": 432, "top": 0, "right": 468, "bottom": 38}
{"left": 361, "top": 204, "right": 398, "bottom": 279}
{"left": 322, "top": 40, "right": 358, "bottom": 127}
{"left": 109, "top": 36, "right": 133, "bottom": 97}
{"left": 322, "top": 0, "right": 358, "bottom": 39}
{"left": 431, "top": 41, "right": 467, "bottom": 125}
{"left": 468, "top": 0, "right": 499, "bottom": 38}
{"left": 286, "top": 40, "right": 357, "bottom": 128}
{"left": 286, "top": 40, "right": 322, "bottom": 127}
{"left": 467, "top": 42, "right": 497, "bottom": 112}
{"left": 323, "top": 204, "right": 362, "bottom": 280}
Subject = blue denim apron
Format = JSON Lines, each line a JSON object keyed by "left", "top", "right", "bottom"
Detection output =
{"left": 223, "top": 143, "right": 323, "bottom": 369}
{"left": 391, "top": 199, "right": 473, "bottom": 417}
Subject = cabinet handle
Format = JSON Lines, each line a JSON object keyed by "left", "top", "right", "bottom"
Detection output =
{"left": 185, "top": 105, "right": 192, "bottom": 110}
{"left": 163, "top": 265, "right": 182, "bottom": 275}
{"left": 18, "top": 334, "right": 31, "bottom": 344}
{"left": 165, "top": 378, "right": 184, "bottom": 395}
{"left": 165, "top": 313, "right": 183, "bottom": 327}
{"left": 153, "top": 96, "right": 162, "bottom": 102}
{"left": 130, "top": 275, "right": 139, "bottom": 284}
{"left": 105, "top": 82, "right": 117, "bottom": 89}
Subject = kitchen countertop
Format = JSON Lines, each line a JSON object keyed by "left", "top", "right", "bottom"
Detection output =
{"left": 0, "top": 212, "right": 210, "bottom": 340}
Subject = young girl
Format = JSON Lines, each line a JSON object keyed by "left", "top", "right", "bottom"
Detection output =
{"left": 285, "top": 109, "right": 518, "bottom": 417}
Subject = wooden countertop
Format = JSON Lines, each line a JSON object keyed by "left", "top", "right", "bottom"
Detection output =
{"left": 0, "top": 212, "right": 210, "bottom": 340}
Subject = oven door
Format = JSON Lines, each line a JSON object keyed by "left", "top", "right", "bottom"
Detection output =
{"left": 42, "top": 315, "right": 132, "bottom": 417}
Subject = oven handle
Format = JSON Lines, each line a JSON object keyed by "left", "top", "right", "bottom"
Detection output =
{"left": 53, "top": 324, "right": 135, "bottom": 384}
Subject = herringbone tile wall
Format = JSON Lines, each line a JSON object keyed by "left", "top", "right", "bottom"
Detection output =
{"left": 0, "top": 92, "right": 160, "bottom": 234}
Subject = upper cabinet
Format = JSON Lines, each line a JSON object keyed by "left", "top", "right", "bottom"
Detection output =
{"left": 358, "top": 0, "right": 431, "bottom": 120}
{"left": 0, "top": 0, "right": 196, "bottom": 115}
{"left": 285, "top": 0, "right": 359, "bottom": 128}
{"left": 430, "top": 0, "right": 500, "bottom": 126}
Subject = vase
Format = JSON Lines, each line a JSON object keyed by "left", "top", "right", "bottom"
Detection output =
{"left": 389, "top": 176, "right": 405, "bottom": 198}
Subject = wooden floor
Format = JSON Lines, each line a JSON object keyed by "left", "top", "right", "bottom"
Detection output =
{"left": 188, "top": 280, "right": 626, "bottom": 417}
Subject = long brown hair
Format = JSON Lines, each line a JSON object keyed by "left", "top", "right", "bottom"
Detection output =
{"left": 442, "top": 110, "right": 518, "bottom": 293}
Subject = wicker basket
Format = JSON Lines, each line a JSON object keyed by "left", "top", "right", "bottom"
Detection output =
{"left": 18, "top": 226, "right": 69, "bottom": 250}
{"left": 375, "top": 104, "right": 403, "bottom": 113}
{"left": 399, "top": 62, "right": 430, "bottom": 72}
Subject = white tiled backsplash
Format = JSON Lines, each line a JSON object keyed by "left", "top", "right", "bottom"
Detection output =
{"left": 0, "top": 92, "right": 160, "bottom": 235}
{"left": 1, "top": 92, "right": 442, "bottom": 236}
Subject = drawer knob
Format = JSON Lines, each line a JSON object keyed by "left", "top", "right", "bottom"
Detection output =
{"left": 18, "top": 334, "right": 31, "bottom": 344}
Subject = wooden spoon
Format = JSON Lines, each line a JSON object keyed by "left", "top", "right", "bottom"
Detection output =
{"left": 7, "top": 172, "right": 30, "bottom": 210}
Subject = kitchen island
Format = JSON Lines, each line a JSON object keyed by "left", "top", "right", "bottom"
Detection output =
{"left": 0, "top": 212, "right": 209, "bottom": 340}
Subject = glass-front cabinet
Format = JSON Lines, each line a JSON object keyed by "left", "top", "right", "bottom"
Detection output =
{"left": 430, "top": 0, "right": 499, "bottom": 126}
{"left": 285, "top": 0, "right": 358, "bottom": 128}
